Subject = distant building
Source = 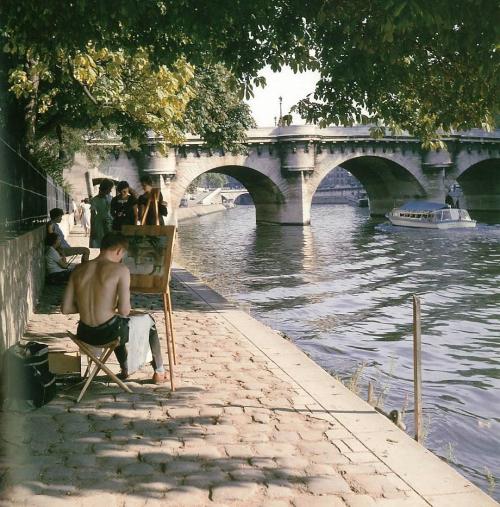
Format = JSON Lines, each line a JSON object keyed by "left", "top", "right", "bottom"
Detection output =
{"left": 318, "top": 167, "right": 362, "bottom": 189}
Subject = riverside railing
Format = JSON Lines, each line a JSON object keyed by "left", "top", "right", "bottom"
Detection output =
{"left": 0, "top": 136, "right": 71, "bottom": 239}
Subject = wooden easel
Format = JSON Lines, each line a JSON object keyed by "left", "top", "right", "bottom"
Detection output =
{"left": 122, "top": 189, "right": 177, "bottom": 390}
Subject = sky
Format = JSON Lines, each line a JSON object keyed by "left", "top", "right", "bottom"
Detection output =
{"left": 245, "top": 66, "right": 320, "bottom": 127}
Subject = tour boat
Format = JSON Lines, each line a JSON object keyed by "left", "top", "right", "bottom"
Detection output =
{"left": 386, "top": 201, "right": 476, "bottom": 229}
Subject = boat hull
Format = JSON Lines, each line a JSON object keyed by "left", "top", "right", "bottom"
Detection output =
{"left": 388, "top": 217, "right": 476, "bottom": 229}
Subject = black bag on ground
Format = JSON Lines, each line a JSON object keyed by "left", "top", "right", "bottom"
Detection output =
{"left": 1, "top": 342, "right": 57, "bottom": 410}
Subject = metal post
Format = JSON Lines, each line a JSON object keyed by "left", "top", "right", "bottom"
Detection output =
{"left": 413, "top": 295, "right": 423, "bottom": 442}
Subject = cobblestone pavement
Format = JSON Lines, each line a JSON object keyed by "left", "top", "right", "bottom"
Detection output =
{"left": 0, "top": 230, "right": 496, "bottom": 506}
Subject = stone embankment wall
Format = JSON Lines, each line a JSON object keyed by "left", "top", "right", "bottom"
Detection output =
{"left": 177, "top": 204, "right": 226, "bottom": 223}
{"left": 0, "top": 214, "right": 73, "bottom": 355}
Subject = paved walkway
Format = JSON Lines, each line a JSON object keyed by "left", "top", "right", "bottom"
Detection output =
{"left": 0, "top": 229, "right": 497, "bottom": 506}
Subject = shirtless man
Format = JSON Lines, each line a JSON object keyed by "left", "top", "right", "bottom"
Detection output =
{"left": 61, "top": 232, "right": 166, "bottom": 383}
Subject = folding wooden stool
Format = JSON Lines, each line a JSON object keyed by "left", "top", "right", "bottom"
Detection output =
{"left": 67, "top": 331, "right": 132, "bottom": 402}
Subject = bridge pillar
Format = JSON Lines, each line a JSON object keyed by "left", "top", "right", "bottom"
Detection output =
{"left": 272, "top": 138, "right": 315, "bottom": 225}
{"left": 256, "top": 172, "right": 311, "bottom": 225}
{"left": 141, "top": 146, "right": 177, "bottom": 222}
{"left": 421, "top": 149, "right": 450, "bottom": 202}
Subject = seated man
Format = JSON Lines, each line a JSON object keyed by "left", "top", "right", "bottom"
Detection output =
{"left": 47, "top": 208, "right": 90, "bottom": 262}
{"left": 61, "top": 232, "right": 166, "bottom": 383}
{"left": 45, "top": 233, "right": 73, "bottom": 284}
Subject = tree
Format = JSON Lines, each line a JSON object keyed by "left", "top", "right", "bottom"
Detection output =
{"left": 1, "top": 0, "right": 498, "bottom": 171}
{"left": 180, "top": 65, "right": 256, "bottom": 152}
{"left": 295, "top": 0, "right": 499, "bottom": 146}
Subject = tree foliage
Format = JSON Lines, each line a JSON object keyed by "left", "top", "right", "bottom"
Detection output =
{"left": 1, "top": 0, "right": 498, "bottom": 177}
{"left": 295, "top": 0, "right": 499, "bottom": 145}
{"left": 180, "top": 65, "right": 256, "bottom": 152}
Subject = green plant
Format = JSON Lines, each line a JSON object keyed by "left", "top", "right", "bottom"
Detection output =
{"left": 484, "top": 467, "right": 496, "bottom": 495}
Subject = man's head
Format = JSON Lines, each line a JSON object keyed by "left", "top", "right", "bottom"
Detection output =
{"left": 140, "top": 175, "right": 153, "bottom": 192}
{"left": 46, "top": 232, "right": 60, "bottom": 247}
{"left": 49, "top": 208, "right": 64, "bottom": 222}
{"left": 100, "top": 232, "right": 129, "bottom": 262}
{"left": 99, "top": 179, "right": 114, "bottom": 196}
{"left": 116, "top": 180, "right": 130, "bottom": 198}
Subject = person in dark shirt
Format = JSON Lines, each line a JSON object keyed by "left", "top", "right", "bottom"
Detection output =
{"left": 138, "top": 175, "right": 167, "bottom": 225}
{"left": 110, "top": 181, "right": 139, "bottom": 231}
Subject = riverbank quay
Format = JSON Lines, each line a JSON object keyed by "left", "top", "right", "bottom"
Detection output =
{"left": 1, "top": 231, "right": 496, "bottom": 506}
{"left": 177, "top": 203, "right": 227, "bottom": 223}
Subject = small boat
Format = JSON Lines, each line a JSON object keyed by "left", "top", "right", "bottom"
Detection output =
{"left": 386, "top": 201, "right": 476, "bottom": 229}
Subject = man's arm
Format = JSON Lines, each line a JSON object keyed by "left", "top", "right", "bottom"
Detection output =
{"left": 116, "top": 267, "right": 131, "bottom": 316}
{"left": 61, "top": 274, "right": 78, "bottom": 314}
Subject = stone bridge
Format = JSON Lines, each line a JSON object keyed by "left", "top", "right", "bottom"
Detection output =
{"left": 85, "top": 125, "right": 500, "bottom": 225}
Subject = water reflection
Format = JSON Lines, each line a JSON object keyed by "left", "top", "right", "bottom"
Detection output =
{"left": 176, "top": 204, "right": 500, "bottom": 499}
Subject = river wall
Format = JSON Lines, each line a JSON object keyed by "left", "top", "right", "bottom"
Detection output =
{"left": 0, "top": 214, "right": 73, "bottom": 355}
{"left": 177, "top": 204, "right": 226, "bottom": 223}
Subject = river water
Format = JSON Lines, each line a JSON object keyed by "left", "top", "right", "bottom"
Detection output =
{"left": 176, "top": 204, "right": 500, "bottom": 499}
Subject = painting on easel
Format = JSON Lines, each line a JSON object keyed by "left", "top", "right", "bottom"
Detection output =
{"left": 121, "top": 223, "right": 177, "bottom": 391}
{"left": 121, "top": 225, "right": 176, "bottom": 292}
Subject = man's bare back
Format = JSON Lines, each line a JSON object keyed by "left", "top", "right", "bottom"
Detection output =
{"left": 61, "top": 232, "right": 166, "bottom": 383}
{"left": 61, "top": 257, "right": 131, "bottom": 326}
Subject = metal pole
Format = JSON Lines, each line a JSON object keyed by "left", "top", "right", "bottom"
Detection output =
{"left": 413, "top": 295, "right": 423, "bottom": 442}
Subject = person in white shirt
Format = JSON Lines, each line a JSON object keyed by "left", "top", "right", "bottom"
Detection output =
{"left": 45, "top": 233, "right": 72, "bottom": 284}
{"left": 47, "top": 208, "right": 90, "bottom": 261}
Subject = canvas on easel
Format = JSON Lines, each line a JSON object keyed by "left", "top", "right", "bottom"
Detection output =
{"left": 121, "top": 189, "right": 177, "bottom": 390}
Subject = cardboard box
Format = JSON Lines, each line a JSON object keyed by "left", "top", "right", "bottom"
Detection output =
{"left": 48, "top": 351, "right": 81, "bottom": 375}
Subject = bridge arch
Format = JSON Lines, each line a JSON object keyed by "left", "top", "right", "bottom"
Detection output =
{"left": 455, "top": 158, "right": 500, "bottom": 211}
{"left": 172, "top": 164, "right": 289, "bottom": 224}
{"left": 310, "top": 153, "right": 427, "bottom": 215}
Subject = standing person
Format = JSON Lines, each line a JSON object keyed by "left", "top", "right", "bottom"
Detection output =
{"left": 47, "top": 208, "right": 90, "bottom": 262}
{"left": 80, "top": 198, "right": 91, "bottom": 236}
{"left": 71, "top": 200, "right": 79, "bottom": 225}
{"left": 90, "top": 179, "right": 113, "bottom": 248}
{"left": 138, "top": 175, "right": 167, "bottom": 226}
{"left": 61, "top": 232, "right": 167, "bottom": 383}
{"left": 111, "top": 181, "right": 139, "bottom": 231}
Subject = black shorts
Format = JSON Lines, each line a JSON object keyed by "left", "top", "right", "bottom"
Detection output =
{"left": 76, "top": 316, "right": 129, "bottom": 346}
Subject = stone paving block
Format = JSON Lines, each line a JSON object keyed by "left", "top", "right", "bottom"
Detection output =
{"left": 261, "top": 501, "right": 293, "bottom": 507}
{"left": 338, "top": 463, "right": 391, "bottom": 476}
{"left": 298, "top": 441, "right": 338, "bottom": 456}
{"left": 310, "top": 453, "right": 350, "bottom": 466}
{"left": 165, "top": 459, "right": 203, "bottom": 475}
{"left": 306, "top": 474, "right": 352, "bottom": 495}
{"left": 183, "top": 470, "right": 229, "bottom": 488}
{"left": 342, "top": 494, "right": 378, "bottom": 507}
{"left": 42, "top": 465, "right": 76, "bottom": 484}
{"left": 161, "top": 485, "right": 209, "bottom": 506}
{"left": 265, "top": 481, "right": 298, "bottom": 498}
{"left": 292, "top": 495, "right": 348, "bottom": 507}
{"left": 119, "top": 462, "right": 156, "bottom": 476}
{"left": 224, "top": 444, "right": 253, "bottom": 458}
{"left": 344, "top": 452, "right": 380, "bottom": 464}
{"left": 373, "top": 495, "right": 429, "bottom": 506}
{"left": 65, "top": 454, "right": 97, "bottom": 467}
{"left": 348, "top": 473, "right": 409, "bottom": 498}
{"left": 76, "top": 492, "right": 122, "bottom": 507}
{"left": 211, "top": 481, "right": 263, "bottom": 502}
{"left": 20, "top": 495, "right": 84, "bottom": 507}
{"left": 298, "top": 430, "right": 326, "bottom": 442}
{"left": 229, "top": 467, "right": 267, "bottom": 482}
{"left": 272, "top": 431, "right": 301, "bottom": 443}
{"left": 254, "top": 442, "right": 297, "bottom": 458}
